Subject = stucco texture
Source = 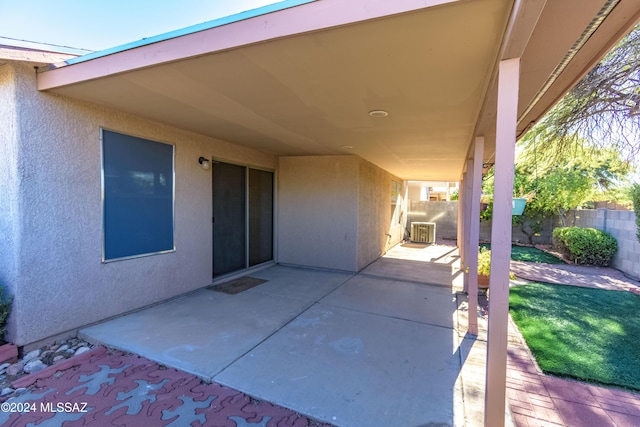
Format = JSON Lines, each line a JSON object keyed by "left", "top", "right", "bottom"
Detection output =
{"left": 357, "top": 159, "right": 406, "bottom": 270}
{"left": 278, "top": 156, "right": 404, "bottom": 272}
{"left": 0, "top": 64, "right": 20, "bottom": 306}
{"left": 2, "top": 61, "right": 277, "bottom": 345}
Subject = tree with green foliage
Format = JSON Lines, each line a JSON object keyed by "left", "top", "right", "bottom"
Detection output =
{"left": 522, "top": 24, "right": 640, "bottom": 161}
{"left": 480, "top": 24, "right": 640, "bottom": 242}
{"left": 481, "top": 143, "right": 633, "bottom": 243}
{"left": 529, "top": 166, "right": 593, "bottom": 226}
{"left": 631, "top": 183, "right": 640, "bottom": 243}
{"left": 518, "top": 138, "right": 632, "bottom": 218}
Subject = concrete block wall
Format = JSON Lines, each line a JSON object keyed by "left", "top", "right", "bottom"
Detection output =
{"left": 568, "top": 209, "right": 599, "bottom": 228}
{"left": 566, "top": 209, "right": 639, "bottom": 280}
{"left": 510, "top": 218, "right": 556, "bottom": 244}
{"left": 407, "top": 201, "right": 553, "bottom": 244}
{"left": 407, "top": 201, "right": 458, "bottom": 240}
{"left": 480, "top": 217, "right": 554, "bottom": 244}
{"left": 407, "top": 201, "right": 639, "bottom": 280}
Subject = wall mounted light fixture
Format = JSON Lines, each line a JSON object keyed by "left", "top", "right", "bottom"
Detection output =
{"left": 198, "top": 157, "right": 210, "bottom": 170}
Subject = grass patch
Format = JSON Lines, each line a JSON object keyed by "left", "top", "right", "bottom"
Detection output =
{"left": 480, "top": 243, "right": 564, "bottom": 264}
{"left": 510, "top": 282, "right": 640, "bottom": 390}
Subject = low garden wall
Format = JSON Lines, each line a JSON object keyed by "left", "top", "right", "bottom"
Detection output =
{"left": 408, "top": 201, "right": 639, "bottom": 280}
{"left": 407, "top": 201, "right": 458, "bottom": 240}
{"left": 407, "top": 201, "right": 554, "bottom": 243}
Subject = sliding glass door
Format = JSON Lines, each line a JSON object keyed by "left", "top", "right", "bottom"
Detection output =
{"left": 212, "top": 162, "right": 273, "bottom": 278}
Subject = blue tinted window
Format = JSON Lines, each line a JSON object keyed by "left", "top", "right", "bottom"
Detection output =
{"left": 102, "top": 130, "right": 174, "bottom": 261}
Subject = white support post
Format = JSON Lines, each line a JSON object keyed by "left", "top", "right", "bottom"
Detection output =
{"left": 485, "top": 58, "right": 520, "bottom": 427}
{"left": 467, "top": 136, "right": 484, "bottom": 336}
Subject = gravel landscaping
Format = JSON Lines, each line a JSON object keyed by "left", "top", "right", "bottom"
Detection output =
{"left": 0, "top": 337, "right": 93, "bottom": 398}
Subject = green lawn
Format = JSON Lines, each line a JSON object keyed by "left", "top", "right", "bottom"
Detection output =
{"left": 480, "top": 243, "right": 565, "bottom": 264}
{"left": 510, "top": 282, "right": 640, "bottom": 390}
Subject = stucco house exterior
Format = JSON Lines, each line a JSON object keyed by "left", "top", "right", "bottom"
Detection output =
{"left": 2, "top": 0, "right": 639, "bottom": 424}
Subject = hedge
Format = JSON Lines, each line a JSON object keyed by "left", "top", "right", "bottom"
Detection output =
{"left": 552, "top": 227, "right": 618, "bottom": 266}
{"left": 631, "top": 183, "right": 640, "bottom": 243}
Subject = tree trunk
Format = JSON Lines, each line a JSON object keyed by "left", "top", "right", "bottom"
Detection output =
{"left": 558, "top": 207, "right": 567, "bottom": 227}
{"left": 520, "top": 221, "right": 534, "bottom": 244}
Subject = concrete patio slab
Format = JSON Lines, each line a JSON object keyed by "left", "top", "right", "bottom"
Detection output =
{"left": 321, "top": 273, "right": 458, "bottom": 329}
{"left": 214, "top": 303, "right": 462, "bottom": 427}
{"left": 80, "top": 290, "right": 306, "bottom": 380}
{"left": 247, "top": 265, "right": 354, "bottom": 302}
{"left": 384, "top": 241, "right": 461, "bottom": 264}
{"left": 80, "top": 267, "right": 351, "bottom": 381}
{"left": 361, "top": 257, "right": 459, "bottom": 287}
{"left": 12, "top": 242, "right": 640, "bottom": 426}
{"left": 79, "top": 244, "right": 493, "bottom": 426}
{"left": 361, "top": 244, "right": 464, "bottom": 291}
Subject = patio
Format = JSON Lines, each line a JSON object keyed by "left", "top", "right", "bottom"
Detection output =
{"left": 79, "top": 242, "right": 496, "bottom": 426}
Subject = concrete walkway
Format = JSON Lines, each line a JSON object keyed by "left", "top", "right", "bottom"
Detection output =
{"left": 510, "top": 260, "right": 640, "bottom": 294}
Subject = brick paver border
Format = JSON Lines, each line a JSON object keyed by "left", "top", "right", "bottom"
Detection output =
{"left": 506, "top": 330, "right": 640, "bottom": 427}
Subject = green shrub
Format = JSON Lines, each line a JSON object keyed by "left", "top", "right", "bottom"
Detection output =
{"left": 0, "top": 286, "right": 11, "bottom": 343}
{"left": 631, "top": 183, "right": 640, "bottom": 243}
{"left": 552, "top": 227, "right": 618, "bottom": 266}
{"left": 0, "top": 286, "right": 11, "bottom": 342}
{"left": 476, "top": 247, "right": 516, "bottom": 279}
{"left": 478, "top": 247, "right": 492, "bottom": 276}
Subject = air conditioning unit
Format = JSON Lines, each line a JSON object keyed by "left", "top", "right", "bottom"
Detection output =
{"left": 410, "top": 222, "right": 436, "bottom": 243}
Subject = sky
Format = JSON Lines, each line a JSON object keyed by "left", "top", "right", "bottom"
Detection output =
{"left": 0, "top": 0, "right": 281, "bottom": 51}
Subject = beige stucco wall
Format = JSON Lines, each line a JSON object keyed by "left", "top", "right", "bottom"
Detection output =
{"left": 278, "top": 156, "right": 404, "bottom": 272}
{"left": 0, "top": 64, "right": 20, "bottom": 313}
{"left": 277, "top": 156, "right": 360, "bottom": 271}
{"left": 357, "top": 159, "right": 406, "bottom": 270}
{"left": 407, "top": 181, "right": 423, "bottom": 202}
{"left": 1, "top": 61, "right": 277, "bottom": 345}
{"left": 2, "top": 60, "right": 408, "bottom": 345}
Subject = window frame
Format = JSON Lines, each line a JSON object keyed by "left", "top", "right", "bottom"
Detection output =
{"left": 100, "top": 128, "right": 176, "bottom": 263}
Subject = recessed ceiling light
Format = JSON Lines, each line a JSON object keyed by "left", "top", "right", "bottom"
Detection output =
{"left": 341, "top": 145, "right": 354, "bottom": 149}
{"left": 368, "top": 110, "right": 389, "bottom": 118}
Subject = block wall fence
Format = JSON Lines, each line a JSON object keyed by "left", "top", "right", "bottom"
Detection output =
{"left": 408, "top": 201, "right": 640, "bottom": 280}
{"left": 567, "top": 209, "right": 640, "bottom": 280}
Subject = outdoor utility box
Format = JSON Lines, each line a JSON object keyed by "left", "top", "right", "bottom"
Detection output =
{"left": 410, "top": 222, "right": 436, "bottom": 243}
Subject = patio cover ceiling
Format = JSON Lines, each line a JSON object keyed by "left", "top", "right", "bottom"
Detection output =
{"left": 37, "top": 0, "right": 640, "bottom": 181}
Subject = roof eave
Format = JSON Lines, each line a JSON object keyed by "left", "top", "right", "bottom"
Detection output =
{"left": 37, "top": 0, "right": 459, "bottom": 91}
